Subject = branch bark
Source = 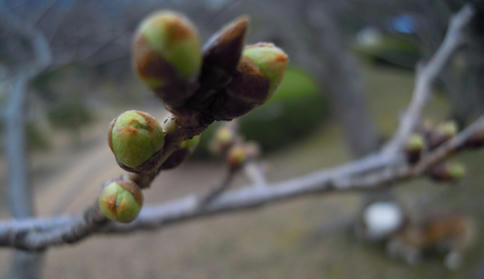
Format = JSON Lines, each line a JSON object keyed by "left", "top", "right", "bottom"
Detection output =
{"left": 0, "top": 3, "right": 477, "bottom": 263}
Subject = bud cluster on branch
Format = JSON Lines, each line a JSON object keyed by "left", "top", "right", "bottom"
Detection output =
{"left": 0, "top": 4, "right": 478, "bottom": 253}
{"left": 100, "top": 10, "right": 287, "bottom": 222}
{"left": 404, "top": 120, "right": 484, "bottom": 183}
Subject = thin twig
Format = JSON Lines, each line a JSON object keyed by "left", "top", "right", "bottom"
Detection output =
{"left": 0, "top": 115, "right": 482, "bottom": 251}
{"left": 383, "top": 4, "right": 474, "bottom": 155}
{"left": 197, "top": 168, "right": 238, "bottom": 208}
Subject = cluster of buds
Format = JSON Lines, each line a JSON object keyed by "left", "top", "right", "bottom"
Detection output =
{"left": 404, "top": 119, "right": 484, "bottom": 183}
{"left": 99, "top": 11, "right": 288, "bottom": 223}
{"left": 210, "top": 124, "right": 260, "bottom": 169}
{"left": 133, "top": 11, "right": 288, "bottom": 125}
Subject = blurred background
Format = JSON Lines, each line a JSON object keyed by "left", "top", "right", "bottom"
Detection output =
{"left": 0, "top": 0, "right": 484, "bottom": 278}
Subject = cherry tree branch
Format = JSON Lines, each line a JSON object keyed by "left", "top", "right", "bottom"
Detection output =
{"left": 383, "top": 4, "right": 474, "bottom": 154}
{"left": 0, "top": 4, "right": 477, "bottom": 253}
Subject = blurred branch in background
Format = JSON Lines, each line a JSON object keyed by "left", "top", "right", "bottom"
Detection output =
{"left": 0, "top": 4, "right": 477, "bottom": 253}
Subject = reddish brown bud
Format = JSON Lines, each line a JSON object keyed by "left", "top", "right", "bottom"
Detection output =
{"left": 200, "top": 16, "right": 249, "bottom": 90}
{"left": 160, "top": 135, "right": 200, "bottom": 170}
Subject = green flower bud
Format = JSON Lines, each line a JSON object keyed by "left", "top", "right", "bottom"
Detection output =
{"left": 227, "top": 145, "right": 247, "bottom": 168}
{"left": 211, "top": 43, "right": 288, "bottom": 120}
{"left": 428, "top": 162, "right": 466, "bottom": 182}
{"left": 160, "top": 135, "right": 200, "bottom": 170}
{"left": 133, "top": 11, "right": 202, "bottom": 111}
{"left": 109, "top": 110, "right": 165, "bottom": 172}
{"left": 99, "top": 179, "right": 143, "bottom": 223}
{"left": 405, "top": 133, "right": 426, "bottom": 164}
{"left": 209, "top": 126, "right": 235, "bottom": 154}
{"left": 430, "top": 121, "right": 458, "bottom": 149}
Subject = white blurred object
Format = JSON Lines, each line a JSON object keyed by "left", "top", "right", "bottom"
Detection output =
{"left": 363, "top": 201, "right": 404, "bottom": 241}
{"left": 356, "top": 27, "right": 383, "bottom": 47}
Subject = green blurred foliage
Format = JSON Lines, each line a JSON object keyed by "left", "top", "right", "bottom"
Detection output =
{"left": 47, "top": 99, "right": 93, "bottom": 132}
{"left": 195, "top": 67, "right": 328, "bottom": 158}
{"left": 354, "top": 35, "right": 420, "bottom": 70}
{"left": 26, "top": 122, "right": 50, "bottom": 151}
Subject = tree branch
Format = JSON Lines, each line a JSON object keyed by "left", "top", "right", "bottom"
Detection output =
{"left": 0, "top": 4, "right": 478, "bottom": 254}
{"left": 383, "top": 4, "right": 474, "bottom": 155}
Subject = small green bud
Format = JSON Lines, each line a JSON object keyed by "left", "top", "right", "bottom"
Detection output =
{"left": 160, "top": 135, "right": 200, "bottom": 170}
{"left": 430, "top": 121, "right": 458, "bottom": 149}
{"left": 227, "top": 145, "right": 247, "bottom": 168}
{"left": 109, "top": 110, "right": 165, "bottom": 172}
{"left": 99, "top": 179, "right": 143, "bottom": 223}
{"left": 133, "top": 11, "right": 202, "bottom": 111}
{"left": 209, "top": 126, "right": 235, "bottom": 154}
{"left": 438, "top": 121, "right": 458, "bottom": 138}
{"left": 428, "top": 162, "right": 466, "bottom": 182}
{"left": 406, "top": 133, "right": 425, "bottom": 151}
{"left": 211, "top": 43, "right": 288, "bottom": 120}
{"left": 405, "top": 133, "right": 426, "bottom": 164}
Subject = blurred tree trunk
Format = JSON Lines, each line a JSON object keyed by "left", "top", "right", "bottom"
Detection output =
{"left": 300, "top": 1, "right": 394, "bottom": 205}
{"left": 3, "top": 73, "right": 45, "bottom": 279}
{"left": 302, "top": 0, "right": 380, "bottom": 157}
{"left": 0, "top": 2, "right": 52, "bottom": 278}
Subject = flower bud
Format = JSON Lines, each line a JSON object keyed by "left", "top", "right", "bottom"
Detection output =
{"left": 98, "top": 179, "right": 143, "bottom": 223}
{"left": 405, "top": 133, "right": 425, "bottom": 164}
{"left": 160, "top": 135, "right": 200, "bottom": 170}
{"left": 429, "top": 121, "right": 458, "bottom": 149}
{"left": 209, "top": 126, "right": 235, "bottom": 154}
{"left": 133, "top": 11, "right": 202, "bottom": 111}
{"left": 211, "top": 43, "right": 288, "bottom": 120}
{"left": 227, "top": 145, "right": 247, "bottom": 168}
{"left": 428, "top": 162, "right": 466, "bottom": 182}
{"left": 109, "top": 110, "right": 165, "bottom": 172}
{"left": 200, "top": 16, "right": 249, "bottom": 91}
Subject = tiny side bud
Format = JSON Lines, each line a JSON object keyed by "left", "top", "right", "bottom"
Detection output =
{"left": 405, "top": 133, "right": 426, "bottom": 164}
{"left": 227, "top": 145, "right": 247, "bottom": 168}
{"left": 209, "top": 126, "right": 235, "bottom": 155}
{"left": 160, "top": 135, "right": 200, "bottom": 170}
{"left": 428, "top": 162, "right": 466, "bottom": 182}
{"left": 429, "top": 121, "right": 458, "bottom": 149}
{"left": 99, "top": 179, "right": 143, "bottom": 223}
